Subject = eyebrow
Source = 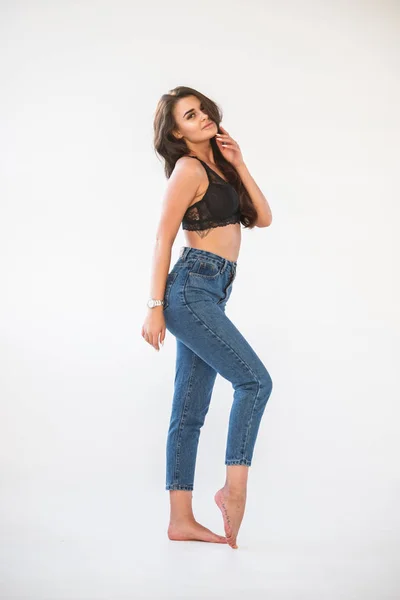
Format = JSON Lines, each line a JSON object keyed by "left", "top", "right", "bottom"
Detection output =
{"left": 183, "top": 104, "right": 202, "bottom": 118}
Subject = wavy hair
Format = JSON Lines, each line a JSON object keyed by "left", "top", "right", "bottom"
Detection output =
{"left": 153, "top": 85, "right": 258, "bottom": 228}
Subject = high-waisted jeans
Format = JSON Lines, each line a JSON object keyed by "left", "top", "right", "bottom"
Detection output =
{"left": 163, "top": 246, "right": 273, "bottom": 491}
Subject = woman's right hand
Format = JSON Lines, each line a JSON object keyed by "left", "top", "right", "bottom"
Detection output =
{"left": 141, "top": 308, "right": 167, "bottom": 352}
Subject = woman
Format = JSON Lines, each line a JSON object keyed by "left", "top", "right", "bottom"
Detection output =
{"left": 141, "top": 86, "right": 273, "bottom": 550}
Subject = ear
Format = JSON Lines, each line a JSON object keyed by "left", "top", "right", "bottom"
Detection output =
{"left": 171, "top": 128, "right": 182, "bottom": 140}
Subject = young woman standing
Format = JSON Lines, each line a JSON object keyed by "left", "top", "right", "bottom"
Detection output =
{"left": 142, "top": 86, "right": 273, "bottom": 549}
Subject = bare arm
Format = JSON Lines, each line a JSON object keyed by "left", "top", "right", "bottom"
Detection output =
{"left": 142, "top": 157, "right": 201, "bottom": 351}
{"left": 149, "top": 157, "right": 201, "bottom": 306}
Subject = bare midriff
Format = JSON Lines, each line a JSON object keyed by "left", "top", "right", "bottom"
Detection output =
{"left": 184, "top": 224, "right": 241, "bottom": 263}
{"left": 182, "top": 165, "right": 242, "bottom": 263}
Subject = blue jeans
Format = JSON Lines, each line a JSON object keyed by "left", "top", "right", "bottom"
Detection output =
{"left": 163, "top": 246, "right": 273, "bottom": 491}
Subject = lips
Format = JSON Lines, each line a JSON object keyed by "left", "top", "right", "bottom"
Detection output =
{"left": 203, "top": 122, "right": 214, "bottom": 129}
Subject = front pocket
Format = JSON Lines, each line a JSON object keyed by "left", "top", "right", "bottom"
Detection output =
{"left": 163, "top": 270, "right": 179, "bottom": 310}
{"left": 189, "top": 258, "right": 222, "bottom": 279}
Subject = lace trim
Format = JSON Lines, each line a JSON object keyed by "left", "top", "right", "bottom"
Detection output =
{"left": 182, "top": 214, "right": 241, "bottom": 232}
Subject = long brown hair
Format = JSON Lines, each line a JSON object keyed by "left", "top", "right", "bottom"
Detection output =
{"left": 153, "top": 86, "right": 258, "bottom": 228}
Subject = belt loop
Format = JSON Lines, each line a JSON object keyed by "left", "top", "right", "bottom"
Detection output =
{"left": 179, "top": 246, "right": 190, "bottom": 260}
{"left": 220, "top": 259, "right": 227, "bottom": 274}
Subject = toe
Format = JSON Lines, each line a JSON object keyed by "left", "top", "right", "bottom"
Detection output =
{"left": 210, "top": 532, "right": 228, "bottom": 543}
{"left": 228, "top": 536, "right": 237, "bottom": 548}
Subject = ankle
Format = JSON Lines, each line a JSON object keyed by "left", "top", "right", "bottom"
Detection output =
{"left": 222, "top": 485, "right": 247, "bottom": 498}
{"left": 169, "top": 515, "right": 196, "bottom": 526}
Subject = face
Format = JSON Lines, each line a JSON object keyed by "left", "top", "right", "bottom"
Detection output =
{"left": 172, "top": 95, "right": 217, "bottom": 143}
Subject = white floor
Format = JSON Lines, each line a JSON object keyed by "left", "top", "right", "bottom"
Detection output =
{"left": 1, "top": 471, "right": 399, "bottom": 600}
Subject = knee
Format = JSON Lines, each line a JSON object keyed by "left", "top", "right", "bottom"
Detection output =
{"left": 234, "top": 365, "right": 273, "bottom": 401}
{"left": 259, "top": 367, "right": 273, "bottom": 401}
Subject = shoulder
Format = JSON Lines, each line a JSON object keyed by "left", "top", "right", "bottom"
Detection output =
{"left": 173, "top": 156, "right": 203, "bottom": 179}
{"left": 164, "top": 156, "right": 203, "bottom": 200}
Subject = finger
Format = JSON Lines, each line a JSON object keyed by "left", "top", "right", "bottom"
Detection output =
{"left": 152, "top": 334, "right": 160, "bottom": 351}
{"left": 159, "top": 329, "right": 166, "bottom": 346}
{"left": 218, "top": 141, "right": 239, "bottom": 148}
{"left": 216, "top": 136, "right": 236, "bottom": 145}
{"left": 216, "top": 137, "right": 230, "bottom": 146}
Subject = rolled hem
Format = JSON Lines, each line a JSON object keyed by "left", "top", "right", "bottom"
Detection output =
{"left": 225, "top": 459, "right": 252, "bottom": 466}
{"left": 166, "top": 484, "right": 194, "bottom": 491}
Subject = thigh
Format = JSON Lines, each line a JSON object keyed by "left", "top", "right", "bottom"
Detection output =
{"left": 173, "top": 338, "right": 218, "bottom": 403}
{"left": 166, "top": 294, "right": 269, "bottom": 387}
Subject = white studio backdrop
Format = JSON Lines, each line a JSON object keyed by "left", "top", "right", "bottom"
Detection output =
{"left": 1, "top": 1, "right": 399, "bottom": 599}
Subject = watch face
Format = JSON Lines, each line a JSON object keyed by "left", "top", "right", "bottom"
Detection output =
{"left": 148, "top": 299, "right": 163, "bottom": 308}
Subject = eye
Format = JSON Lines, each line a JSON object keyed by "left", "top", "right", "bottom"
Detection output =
{"left": 188, "top": 105, "right": 205, "bottom": 119}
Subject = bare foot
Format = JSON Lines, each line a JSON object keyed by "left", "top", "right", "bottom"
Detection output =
{"left": 167, "top": 519, "right": 227, "bottom": 543}
{"left": 214, "top": 487, "right": 246, "bottom": 549}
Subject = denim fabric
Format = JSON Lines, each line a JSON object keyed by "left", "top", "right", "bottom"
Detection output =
{"left": 163, "top": 246, "right": 273, "bottom": 491}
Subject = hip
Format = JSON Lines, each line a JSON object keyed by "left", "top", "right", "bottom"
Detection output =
{"left": 163, "top": 246, "right": 238, "bottom": 312}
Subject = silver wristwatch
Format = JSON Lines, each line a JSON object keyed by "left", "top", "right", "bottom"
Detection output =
{"left": 147, "top": 298, "right": 164, "bottom": 308}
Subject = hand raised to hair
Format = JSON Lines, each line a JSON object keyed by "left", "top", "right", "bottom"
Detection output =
{"left": 215, "top": 125, "right": 245, "bottom": 168}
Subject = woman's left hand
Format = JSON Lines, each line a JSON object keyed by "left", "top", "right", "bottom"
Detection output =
{"left": 215, "top": 125, "right": 244, "bottom": 168}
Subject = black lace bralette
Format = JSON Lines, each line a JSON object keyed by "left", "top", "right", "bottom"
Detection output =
{"left": 181, "top": 157, "right": 241, "bottom": 236}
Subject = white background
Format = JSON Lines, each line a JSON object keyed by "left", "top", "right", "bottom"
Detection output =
{"left": 1, "top": 0, "right": 399, "bottom": 598}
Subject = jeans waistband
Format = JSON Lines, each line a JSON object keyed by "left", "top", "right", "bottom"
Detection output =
{"left": 179, "top": 246, "right": 237, "bottom": 274}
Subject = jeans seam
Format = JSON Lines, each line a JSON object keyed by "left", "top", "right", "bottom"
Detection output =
{"left": 188, "top": 272, "right": 220, "bottom": 280}
{"left": 171, "top": 348, "right": 198, "bottom": 487}
{"left": 183, "top": 274, "right": 260, "bottom": 462}
{"left": 242, "top": 378, "right": 261, "bottom": 458}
